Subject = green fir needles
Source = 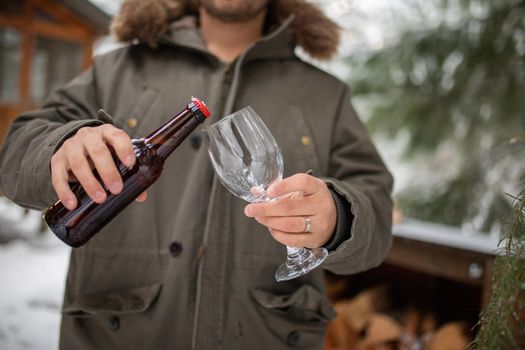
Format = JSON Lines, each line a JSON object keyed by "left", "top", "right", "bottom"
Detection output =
{"left": 470, "top": 189, "right": 525, "bottom": 349}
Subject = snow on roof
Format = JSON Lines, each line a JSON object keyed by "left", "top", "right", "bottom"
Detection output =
{"left": 393, "top": 219, "right": 501, "bottom": 255}
{"left": 58, "top": 0, "right": 112, "bottom": 31}
{"left": 86, "top": 0, "right": 121, "bottom": 16}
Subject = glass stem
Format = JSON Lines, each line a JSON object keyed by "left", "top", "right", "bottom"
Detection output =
{"left": 286, "top": 246, "right": 310, "bottom": 266}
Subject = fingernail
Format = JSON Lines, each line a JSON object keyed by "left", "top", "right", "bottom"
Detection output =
{"left": 65, "top": 199, "right": 75, "bottom": 209}
{"left": 126, "top": 155, "right": 135, "bottom": 167}
{"left": 244, "top": 206, "right": 253, "bottom": 216}
{"left": 95, "top": 190, "right": 106, "bottom": 201}
{"left": 110, "top": 182, "right": 122, "bottom": 194}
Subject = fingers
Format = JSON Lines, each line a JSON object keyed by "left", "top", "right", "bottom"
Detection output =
{"left": 102, "top": 127, "right": 136, "bottom": 168}
{"left": 254, "top": 215, "right": 309, "bottom": 233}
{"left": 267, "top": 173, "right": 323, "bottom": 198}
{"left": 83, "top": 135, "right": 123, "bottom": 195}
{"left": 50, "top": 124, "right": 135, "bottom": 209}
{"left": 267, "top": 228, "right": 326, "bottom": 249}
{"left": 253, "top": 216, "right": 332, "bottom": 248}
{"left": 245, "top": 173, "right": 338, "bottom": 249}
{"left": 63, "top": 140, "right": 107, "bottom": 204}
{"left": 244, "top": 175, "right": 324, "bottom": 218}
{"left": 135, "top": 191, "right": 148, "bottom": 202}
{"left": 50, "top": 153, "right": 77, "bottom": 210}
{"left": 245, "top": 194, "right": 317, "bottom": 218}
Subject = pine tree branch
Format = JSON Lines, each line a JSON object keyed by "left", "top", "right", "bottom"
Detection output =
{"left": 469, "top": 189, "right": 525, "bottom": 349}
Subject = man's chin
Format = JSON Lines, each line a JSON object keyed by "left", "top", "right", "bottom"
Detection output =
{"left": 200, "top": 0, "right": 269, "bottom": 22}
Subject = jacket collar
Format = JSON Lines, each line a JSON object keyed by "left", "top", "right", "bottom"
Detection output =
{"left": 160, "top": 15, "right": 297, "bottom": 64}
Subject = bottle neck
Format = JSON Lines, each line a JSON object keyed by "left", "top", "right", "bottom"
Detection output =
{"left": 144, "top": 108, "right": 203, "bottom": 161}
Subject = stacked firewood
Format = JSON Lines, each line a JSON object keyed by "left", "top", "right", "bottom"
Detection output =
{"left": 324, "top": 286, "right": 472, "bottom": 350}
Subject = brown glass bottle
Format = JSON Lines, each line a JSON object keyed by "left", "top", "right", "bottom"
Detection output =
{"left": 44, "top": 97, "right": 211, "bottom": 247}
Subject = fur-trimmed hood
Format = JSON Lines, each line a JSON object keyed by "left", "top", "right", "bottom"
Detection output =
{"left": 111, "top": 0, "right": 340, "bottom": 60}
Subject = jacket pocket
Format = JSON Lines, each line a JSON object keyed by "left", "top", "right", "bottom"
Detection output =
{"left": 250, "top": 285, "right": 336, "bottom": 348}
{"left": 62, "top": 283, "right": 162, "bottom": 317}
{"left": 274, "top": 105, "right": 322, "bottom": 176}
{"left": 116, "top": 86, "right": 161, "bottom": 137}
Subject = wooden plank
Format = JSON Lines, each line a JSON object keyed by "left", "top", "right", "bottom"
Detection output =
{"left": 19, "top": 0, "right": 35, "bottom": 102}
{"left": 481, "top": 259, "right": 494, "bottom": 307}
{"left": 0, "top": 107, "right": 12, "bottom": 144}
{"left": 0, "top": 16, "right": 25, "bottom": 28}
{"left": 31, "top": 0, "right": 99, "bottom": 34}
{"left": 32, "top": 19, "right": 90, "bottom": 42}
{"left": 385, "top": 236, "right": 493, "bottom": 287}
{"left": 0, "top": 18, "right": 90, "bottom": 42}
{"left": 83, "top": 36, "right": 94, "bottom": 69}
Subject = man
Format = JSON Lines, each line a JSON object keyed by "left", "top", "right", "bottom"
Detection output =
{"left": 0, "top": 0, "right": 393, "bottom": 349}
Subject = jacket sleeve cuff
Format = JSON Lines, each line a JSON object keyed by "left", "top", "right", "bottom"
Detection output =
{"left": 35, "top": 119, "right": 105, "bottom": 205}
{"left": 322, "top": 187, "right": 354, "bottom": 251}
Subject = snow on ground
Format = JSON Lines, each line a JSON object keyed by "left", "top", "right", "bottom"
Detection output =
{"left": 0, "top": 198, "right": 70, "bottom": 350}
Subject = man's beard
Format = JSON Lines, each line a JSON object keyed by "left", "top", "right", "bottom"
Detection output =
{"left": 198, "top": 0, "right": 270, "bottom": 22}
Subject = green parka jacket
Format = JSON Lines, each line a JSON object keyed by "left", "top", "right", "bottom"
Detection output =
{"left": 0, "top": 14, "right": 393, "bottom": 350}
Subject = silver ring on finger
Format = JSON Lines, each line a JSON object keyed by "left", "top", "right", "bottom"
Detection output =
{"left": 303, "top": 216, "right": 312, "bottom": 233}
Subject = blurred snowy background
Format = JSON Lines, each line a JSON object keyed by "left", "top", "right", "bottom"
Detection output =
{"left": 1, "top": 0, "right": 524, "bottom": 349}
{"left": 0, "top": 198, "right": 69, "bottom": 349}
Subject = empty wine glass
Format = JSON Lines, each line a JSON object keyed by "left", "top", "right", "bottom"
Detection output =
{"left": 206, "top": 106, "right": 328, "bottom": 281}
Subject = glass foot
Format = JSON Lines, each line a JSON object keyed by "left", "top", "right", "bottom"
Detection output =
{"left": 275, "top": 247, "right": 328, "bottom": 282}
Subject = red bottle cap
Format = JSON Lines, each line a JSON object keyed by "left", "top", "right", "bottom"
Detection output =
{"left": 191, "top": 97, "right": 211, "bottom": 118}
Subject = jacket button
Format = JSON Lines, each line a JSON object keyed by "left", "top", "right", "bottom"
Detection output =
{"left": 301, "top": 136, "right": 312, "bottom": 146}
{"left": 287, "top": 331, "right": 300, "bottom": 347}
{"left": 190, "top": 134, "right": 202, "bottom": 150}
{"left": 109, "top": 316, "right": 120, "bottom": 331}
{"left": 169, "top": 241, "right": 183, "bottom": 257}
{"left": 127, "top": 118, "right": 138, "bottom": 128}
